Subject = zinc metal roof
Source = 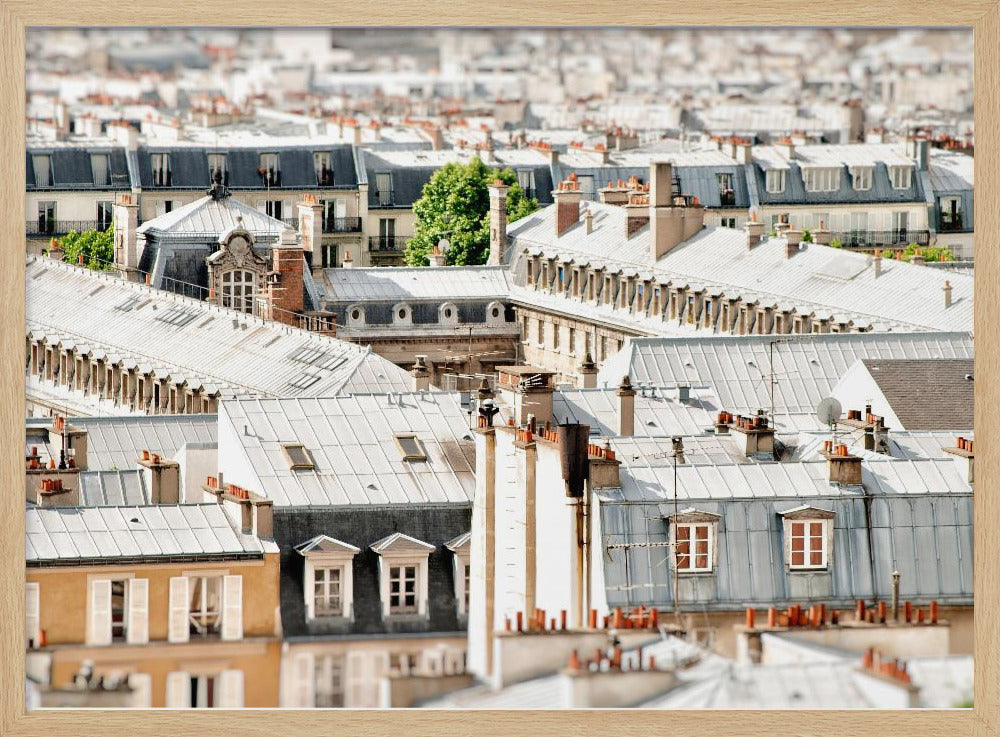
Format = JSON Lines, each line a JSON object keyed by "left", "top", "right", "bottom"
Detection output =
{"left": 26, "top": 256, "right": 411, "bottom": 398}
{"left": 26, "top": 504, "right": 264, "bottom": 563}
{"left": 321, "top": 266, "right": 512, "bottom": 303}
{"left": 508, "top": 203, "right": 973, "bottom": 333}
{"left": 927, "top": 149, "right": 974, "bottom": 193}
{"left": 598, "top": 332, "right": 974, "bottom": 416}
{"left": 219, "top": 392, "right": 477, "bottom": 507}
{"left": 552, "top": 387, "right": 718, "bottom": 438}
{"left": 78, "top": 470, "right": 151, "bottom": 506}
{"left": 136, "top": 192, "right": 290, "bottom": 239}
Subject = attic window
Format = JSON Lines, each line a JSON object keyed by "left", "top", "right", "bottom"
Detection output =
{"left": 282, "top": 443, "right": 315, "bottom": 470}
{"left": 395, "top": 434, "right": 427, "bottom": 461}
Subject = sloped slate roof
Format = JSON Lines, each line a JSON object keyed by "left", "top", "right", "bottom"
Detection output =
{"left": 136, "top": 192, "right": 290, "bottom": 239}
{"left": 861, "top": 358, "right": 974, "bottom": 430}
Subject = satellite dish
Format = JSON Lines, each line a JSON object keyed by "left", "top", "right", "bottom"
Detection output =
{"left": 816, "top": 397, "right": 843, "bottom": 426}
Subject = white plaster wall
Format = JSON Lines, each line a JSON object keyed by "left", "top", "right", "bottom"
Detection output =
{"left": 830, "top": 360, "right": 905, "bottom": 430}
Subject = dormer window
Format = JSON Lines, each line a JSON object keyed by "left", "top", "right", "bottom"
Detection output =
{"left": 259, "top": 153, "right": 280, "bottom": 186}
{"left": 91, "top": 154, "right": 110, "bottom": 186}
{"left": 667, "top": 509, "right": 720, "bottom": 574}
{"left": 296, "top": 535, "right": 360, "bottom": 621}
{"left": 208, "top": 153, "right": 228, "bottom": 185}
{"left": 803, "top": 167, "right": 840, "bottom": 193}
{"left": 445, "top": 532, "right": 472, "bottom": 617}
{"left": 314, "top": 151, "right": 334, "bottom": 186}
{"left": 889, "top": 165, "right": 912, "bottom": 190}
{"left": 765, "top": 169, "right": 785, "bottom": 194}
{"left": 151, "top": 153, "right": 170, "bottom": 187}
{"left": 371, "top": 533, "right": 436, "bottom": 618}
{"left": 32, "top": 154, "right": 52, "bottom": 187}
{"left": 780, "top": 506, "right": 835, "bottom": 571}
{"left": 850, "top": 166, "right": 873, "bottom": 191}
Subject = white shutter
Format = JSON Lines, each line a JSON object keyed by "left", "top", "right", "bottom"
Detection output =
{"left": 168, "top": 577, "right": 190, "bottom": 643}
{"left": 165, "top": 671, "right": 190, "bottom": 708}
{"left": 25, "top": 582, "right": 40, "bottom": 648}
{"left": 345, "top": 651, "right": 365, "bottom": 708}
{"left": 218, "top": 670, "right": 244, "bottom": 708}
{"left": 126, "top": 578, "right": 149, "bottom": 645}
{"left": 222, "top": 575, "right": 243, "bottom": 641}
{"left": 88, "top": 579, "right": 112, "bottom": 645}
{"left": 292, "top": 651, "right": 315, "bottom": 708}
{"left": 127, "top": 673, "right": 152, "bottom": 708}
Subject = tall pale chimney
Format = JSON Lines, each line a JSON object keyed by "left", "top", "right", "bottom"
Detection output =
{"left": 411, "top": 355, "right": 431, "bottom": 391}
{"left": 113, "top": 192, "right": 140, "bottom": 280}
{"left": 745, "top": 212, "right": 765, "bottom": 250}
{"left": 297, "top": 194, "right": 323, "bottom": 270}
{"left": 488, "top": 179, "right": 508, "bottom": 265}
{"left": 943, "top": 280, "right": 953, "bottom": 308}
{"left": 649, "top": 162, "right": 704, "bottom": 260}
{"left": 616, "top": 375, "right": 636, "bottom": 436}
{"left": 785, "top": 229, "right": 803, "bottom": 258}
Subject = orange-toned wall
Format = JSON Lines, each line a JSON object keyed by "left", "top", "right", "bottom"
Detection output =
{"left": 49, "top": 640, "right": 281, "bottom": 707}
{"left": 27, "top": 552, "right": 280, "bottom": 645}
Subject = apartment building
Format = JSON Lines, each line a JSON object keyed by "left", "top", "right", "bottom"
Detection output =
{"left": 25, "top": 499, "right": 280, "bottom": 708}
{"left": 213, "top": 393, "right": 478, "bottom": 708}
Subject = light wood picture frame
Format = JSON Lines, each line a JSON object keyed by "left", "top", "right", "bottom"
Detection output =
{"left": 2, "top": 6, "right": 997, "bottom": 736}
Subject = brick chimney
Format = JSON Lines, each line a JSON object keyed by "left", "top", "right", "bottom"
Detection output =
{"left": 411, "top": 354, "right": 431, "bottom": 391}
{"left": 823, "top": 443, "right": 863, "bottom": 486}
{"left": 647, "top": 162, "right": 704, "bottom": 260}
{"left": 488, "top": 179, "right": 508, "bottom": 264}
{"left": 624, "top": 194, "right": 650, "bottom": 238}
{"left": 296, "top": 194, "right": 324, "bottom": 270}
{"left": 598, "top": 179, "right": 634, "bottom": 206}
{"left": 616, "top": 375, "right": 636, "bottom": 436}
{"left": 812, "top": 219, "right": 832, "bottom": 246}
{"left": 265, "top": 228, "right": 305, "bottom": 327}
{"left": 552, "top": 179, "right": 583, "bottom": 236}
{"left": 724, "top": 411, "right": 775, "bottom": 459}
{"left": 113, "top": 192, "right": 140, "bottom": 280}
{"left": 496, "top": 365, "right": 556, "bottom": 426}
{"left": 745, "top": 211, "right": 765, "bottom": 250}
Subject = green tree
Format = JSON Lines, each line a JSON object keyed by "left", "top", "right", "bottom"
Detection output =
{"left": 404, "top": 157, "right": 538, "bottom": 266}
{"left": 801, "top": 228, "right": 813, "bottom": 243}
{"left": 57, "top": 226, "right": 114, "bottom": 271}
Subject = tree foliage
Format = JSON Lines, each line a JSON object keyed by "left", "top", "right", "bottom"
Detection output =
{"left": 56, "top": 227, "right": 115, "bottom": 271}
{"left": 901, "top": 242, "right": 953, "bottom": 263}
{"left": 404, "top": 157, "right": 538, "bottom": 266}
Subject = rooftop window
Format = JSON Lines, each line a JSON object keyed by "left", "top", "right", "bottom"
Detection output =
{"left": 394, "top": 434, "right": 427, "bottom": 462}
{"left": 283, "top": 443, "right": 315, "bottom": 470}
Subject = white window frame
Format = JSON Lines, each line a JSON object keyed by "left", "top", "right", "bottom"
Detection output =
{"left": 445, "top": 534, "right": 471, "bottom": 617}
{"left": 220, "top": 269, "right": 256, "bottom": 314}
{"left": 788, "top": 519, "right": 829, "bottom": 570}
{"left": 91, "top": 153, "right": 110, "bottom": 187}
{"left": 151, "top": 153, "right": 170, "bottom": 187}
{"left": 32, "top": 154, "right": 52, "bottom": 187}
{"left": 314, "top": 151, "right": 333, "bottom": 185}
{"left": 207, "top": 153, "right": 227, "bottom": 181}
{"left": 314, "top": 654, "right": 345, "bottom": 708}
{"left": 765, "top": 168, "right": 786, "bottom": 194}
{"left": 298, "top": 536, "right": 359, "bottom": 622}
{"left": 345, "top": 651, "right": 389, "bottom": 708}
{"left": 802, "top": 167, "right": 840, "bottom": 193}
{"left": 849, "top": 166, "right": 873, "bottom": 191}
{"left": 372, "top": 534, "right": 435, "bottom": 619}
{"left": 88, "top": 575, "right": 145, "bottom": 646}
{"left": 670, "top": 519, "right": 718, "bottom": 574}
{"left": 889, "top": 165, "right": 913, "bottom": 190}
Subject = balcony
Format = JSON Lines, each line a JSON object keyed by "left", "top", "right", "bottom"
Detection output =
{"left": 323, "top": 216, "right": 362, "bottom": 233}
{"left": 939, "top": 215, "right": 965, "bottom": 232}
{"left": 27, "top": 220, "right": 101, "bottom": 236}
{"left": 833, "top": 230, "right": 931, "bottom": 249}
{"left": 369, "top": 236, "right": 408, "bottom": 252}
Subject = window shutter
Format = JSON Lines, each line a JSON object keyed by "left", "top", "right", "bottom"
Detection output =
{"left": 127, "top": 673, "right": 152, "bottom": 708}
{"left": 218, "top": 669, "right": 244, "bottom": 708}
{"left": 167, "top": 577, "right": 190, "bottom": 643}
{"left": 293, "top": 651, "right": 315, "bottom": 708}
{"left": 25, "top": 582, "right": 40, "bottom": 648}
{"left": 126, "top": 578, "right": 149, "bottom": 645}
{"left": 222, "top": 575, "right": 243, "bottom": 641}
{"left": 345, "top": 651, "right": 365, "bottom": 707}
{"left": 165, "top": 671, "right": 190, "bottom": 708}
{"left": 88, "top": 579, "right": 112, "bottom": 645}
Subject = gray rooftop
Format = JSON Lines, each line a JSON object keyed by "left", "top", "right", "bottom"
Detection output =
{"left": 860, "top": 358, "right": 975, "bottom": 431}
{"left": 26, "top": 256, "right": 411, "bottom": 399}
{"left": 321, "top": 266, "right": 512, "bottom": 304}
{"left": 136, "top": 192, "right": 290, "bottom": 240}
{"left": 219, "top": 392, "right": 477, "bottom": 507}
{"left": 26, "top": 504, "right": 266, "bottom": 564}
{"left": 598, "top": 332, "right": 974, "bottom": 418}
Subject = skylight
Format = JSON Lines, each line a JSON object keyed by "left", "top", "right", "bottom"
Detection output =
{"left": 394, "top": 434, "right": 427, "bottom": 462}
{"left": 282, "top": 443, "right": 315, "bottom": 470}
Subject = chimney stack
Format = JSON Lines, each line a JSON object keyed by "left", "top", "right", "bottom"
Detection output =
{"left": 624, "top": 194, "right": 650, "bottom": 238}
{"left": 584, "top": 207, "right": 593, "bottom": 235}
{"left": 296, "top": 193, "right": 324, "bottom": 269}
{"left": 579, "top": 352, "right": 598, "bottom": 389}
{"left": 944, "top": 436, "right": 974, "bottom": 483}
{"left": 488, "top": 179, "right": 509, "bottom": 265}
{"left": 139, "top": 453, "right": 181, "bottom": 504}
{"left": 785, "top": 229, "right": 803, "bottom": 258}
{"left": 648, "top": 162, "right": 705, "bottom": 260}
{"left": 427, "top": 245, "right": 447, "bottom": 267}
{"left": 411, "top": 355, "right": 431, "bottom": 392}
{"left": 745, "top": 212, "right": 765, "bottom": 250}
{"left": 873, "top": 250, "right": 883, "bottom": 278}
{"left": 552, "top": 179, "right": 583, "bottom": 237}
{"left": 824, "top": 444, "right": 863, "bottom": 486}
{"left": 727, "top": 410, "right": 775, "bottom": 459}
{"left": 263, "top": 228, "right": 306, "bottom": 327}
{"left": 813, "top": 220, "right": 832, "bottom": 246}
{"left": 943, "top": 280, "right": 953, "bottom": 308}
{"left": 341, "top": 250, "right": 353, "bottom": 268}
{"left": 616, "top": 375, "right": 636, "bottom": 436}
{"left": 497, "top": 366, "right": 556, "bottom": 426}
{"left": 113, "top": 192, "right": 140, "bottom": 280}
